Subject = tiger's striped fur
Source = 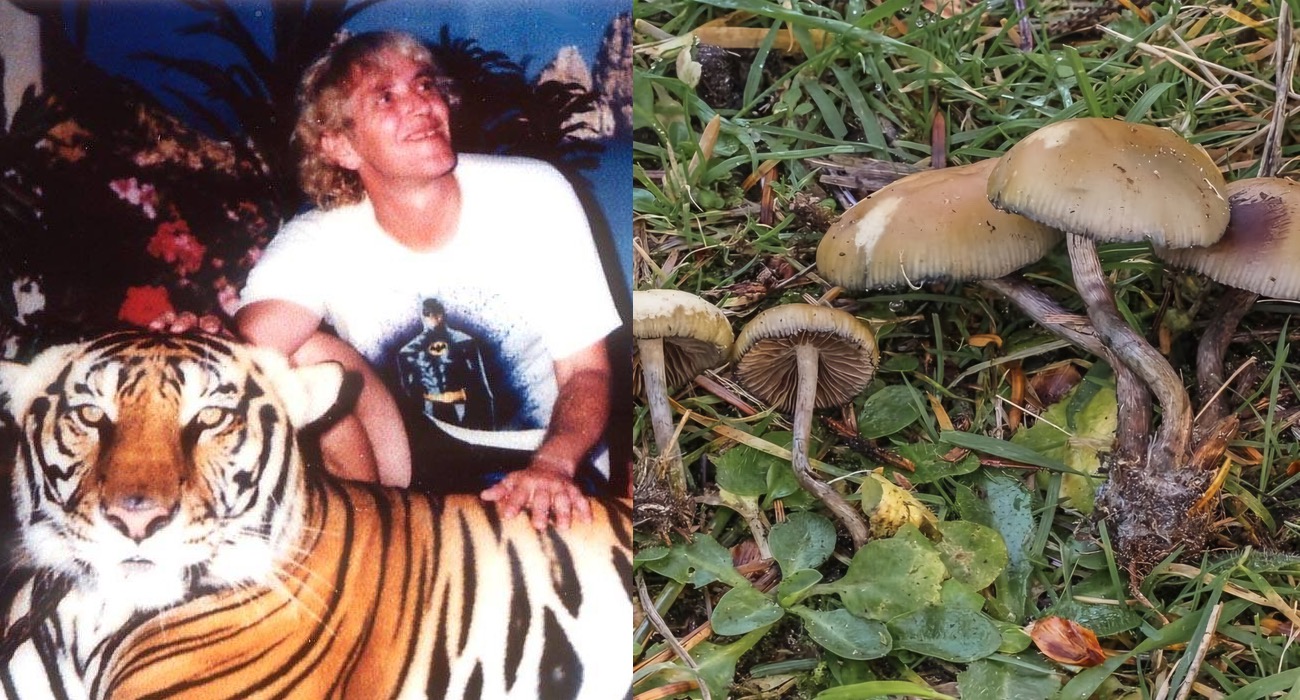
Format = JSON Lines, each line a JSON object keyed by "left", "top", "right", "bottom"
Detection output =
{"left": 0, "top": 331, "right": 632, "bottom": 699}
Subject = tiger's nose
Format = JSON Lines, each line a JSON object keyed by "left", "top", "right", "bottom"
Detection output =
{"left": 103, "top": 495, "right": 175, "bottom": 543}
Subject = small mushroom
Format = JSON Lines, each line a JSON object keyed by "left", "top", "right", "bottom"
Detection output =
{"left": 987, "top": 118, "right": 1230, "bottom": 470}
{"left": 732, "top": 304, "right": 877, "bottom": 549}
{"left": 1155, "top": 177, "right": 1300, "bottom": 434}
{"left": 632, "top": 289, "right": 734, "bottom": 527}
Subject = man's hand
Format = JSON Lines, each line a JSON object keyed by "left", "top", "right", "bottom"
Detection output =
{"left": 480, "top": 459, "right": 593, "bottom": 531}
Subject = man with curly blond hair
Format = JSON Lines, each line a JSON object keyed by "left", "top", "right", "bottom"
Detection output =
{"left": 228, "top": 31, "right": 618, "bottom": 529}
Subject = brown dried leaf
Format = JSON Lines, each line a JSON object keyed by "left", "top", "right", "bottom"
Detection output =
{"left": 731, "top": 539, "right": 763, "bottom": 570}
{"left": 1029, "top": 616, "right": 1106, "bottom": 667}
{"left": 1029, "top": 363, "right": 1083, "bottom": 408}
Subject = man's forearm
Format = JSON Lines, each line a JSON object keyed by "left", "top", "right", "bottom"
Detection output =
{"left": 534, "top": 342, "right": 611, "bottom": 477}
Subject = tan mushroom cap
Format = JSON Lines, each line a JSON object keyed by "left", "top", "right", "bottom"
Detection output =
{"left": 987, "top": 117, "right": 1229, "bottom": 248}
{"left": 816, "top": 159, "right": 1062, "bottom": 290}
{"left": 732, "top": 304, "right": 878, "bottom": 412}
{"left": 1156, "top": 177, "right": 1300, "bottom": 299}
{"left": 633, "top": 289, "right": 734, "bottom": 390}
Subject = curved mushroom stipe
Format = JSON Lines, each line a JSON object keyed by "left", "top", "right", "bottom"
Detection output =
{"left": 1067, "top": 233, "right": 1192, "bottom": 467}
{"left": 977, "top": 276, "right": 1151, "bottom": 463}
{"left": 1194, "top": 286, "right": 1257, "bottom": 442}
{"left": 976, "top": 276, "right": 1103, "bottom": 355}
{"left": 792, "top": 344, "right": 870, "bottom": 549}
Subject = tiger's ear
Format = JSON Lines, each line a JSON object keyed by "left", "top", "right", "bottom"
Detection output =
{"left": 259, "top": 354, "right": 346, "bottom": 428}
{"left": 288, "top": 362, "right": 346, "bottom": 426}
{"left": 0, "top": 344, "right": 81, "bottom": 420}
{"left": 0, "top": 359, "right": 24, "bottom": 421}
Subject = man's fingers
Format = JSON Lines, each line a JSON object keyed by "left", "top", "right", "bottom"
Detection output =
{"left": 482, "top": 471, "right": 592, "bottom": 532}
{"left": 549, "top": 492, "right": 572, "bottom": 531}
{"left": 527, "top": 486, "right": 551, "bottom": 529}
{"left": 148, "top": 311, "right": 177, "bottom": 331}
{"left": 198, "top": 314, "right": 225, "bottom": 335}
{"left": 572, "top": 492, "right": 593, "bottom": 525}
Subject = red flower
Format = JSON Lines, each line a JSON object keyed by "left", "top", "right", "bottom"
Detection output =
{"left": 118, "top": 285, "right": 174, "bottom": 327}
{"left": 147, "top": 219, "right": 207, "bottom": 277}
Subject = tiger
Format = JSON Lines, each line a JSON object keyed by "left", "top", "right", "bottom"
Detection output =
{"left": 0, "top": 330, "right": 632, "bottom": 699}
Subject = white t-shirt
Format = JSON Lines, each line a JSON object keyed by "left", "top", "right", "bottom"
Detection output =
{"left": 239, "top": 154, "right": 620, "bottom": 447}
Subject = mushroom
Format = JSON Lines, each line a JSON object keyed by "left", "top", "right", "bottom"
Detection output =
{"left": 987, "top": 118, "right": 1229, "bottom": 466}
{"left": 732, "top": 304, "right": 877, "bottom": 549}
{"left": 986, "top": 118, "right": 1231, "bottom": 572}
{"left": 815, "top": 158, "right": 1151, "bottom": 462}
{"left": 1155, "top": 177, "right": 1300, "bottom": 434}
{"left": 816, "top": 159, "right": 1063, "bottom": 291}
{"left": 632, "top": 289, "right": 734, "bottom": 528}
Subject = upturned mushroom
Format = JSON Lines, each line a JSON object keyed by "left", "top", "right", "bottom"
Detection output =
{"left": 1155, "top": 177, "right": 1300, "bottom": 435}
{"left": 632, "top": 289, "right": 734, "bottom": 529}
{"left": 987, "top": 117, "right": 1231, "bottom": 572}
{"left": 732, "top": 304, "right": 877, "bottom": 549}
{"left": 815, "top": 158, "right": 1151, "bottom": 462}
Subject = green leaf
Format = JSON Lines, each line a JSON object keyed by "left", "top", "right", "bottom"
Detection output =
{"left": 759, "top": 431, "right": 802, "bottom": 499}
{"left": 712, "top": 584, "right": 785, "bottom": 636}
{"left": 934, "top": 520, "right": 1009, "bottom": 591}
{"left": 835, "top": 525, "right": 945, "bottom": 621}
{"left": 955, "top": 475, "right": 1036, "bottom": 621}
{"left": 766, "top": 459, "right": 802, "bottom": 500}
{"left": 715, "top": 444, "right": 781, "bottom": 497}
{"left": 940, "top": 430, "right": 1075, "bottom": 474}
{"left": 769, "top": 511, "right": 837, "bottom": 575}
{"left": 641, "top": 534, "right": 746, "bottom": 587}
{"left": 995, "top": 622, "right": 1033, "bottom": 654}
{"left": 815, "top": 680, "right": 955, "bottom": 700}
{"left": 897, "top": 441, "right": 981, "bottom": 484}
{"left": 776, "top": 569, "right": 823, "bottom": 608}
{"left": 880, "top": 354, "right": 920, "bottom": 373}
{"left": 1045, "top": 571, "right": 1143, "bottom": 637}
{"left": 656, "top": 626, "right": 772, "bottom": 700}
{"left": 956, "top": 659, "right": 1061, "bottom": 700}
{"left": 1011, "top": 376, "right": 1116, "bottom": 514}
{"left": 1220, "top": 668, "right": 1300, "bottom": 700}
{"left": 633, "top": 545, "right": 670, "bottom": 565}
{"left": 940, "top": 578, "right": 986, "bottom": 612}
{"left": 889, "top": 604, "right": 1003, "bottom": 662}
{"left": 792, "top": 607, "right": 892, "bottom": 660}
{"left": 858, "top": 385, "right": 924, "bottom": 439}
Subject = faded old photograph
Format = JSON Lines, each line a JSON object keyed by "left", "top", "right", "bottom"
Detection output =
{"left": 0, "top": 1, "right": 633, "bottom": 697}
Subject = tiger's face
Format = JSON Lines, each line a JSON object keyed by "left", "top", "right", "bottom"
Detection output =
{"left": 0, "top": 332, "right": 342, "bottom": 616}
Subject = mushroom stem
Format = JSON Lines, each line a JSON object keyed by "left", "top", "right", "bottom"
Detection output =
{"left": 1194, "top": 286, "right": 1257, "bottom": 441}
{"left": 977, "top": 276, "right": 1104, "bottom": 356}
{"left": 637, "top": 337, "right": 687, "bottom": 497}
{"left": 1067, "top": 233, "right": 1191, "bottom": 466}
{"left": 792, "top": 344, "right": 870, "bottom": 550}
{"left": 978, "top": 275, "right": 1150, "bottom": 462}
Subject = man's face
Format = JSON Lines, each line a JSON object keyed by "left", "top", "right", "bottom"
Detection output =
{"left": 326, "top": 50, "right": 457, "bottom": 187}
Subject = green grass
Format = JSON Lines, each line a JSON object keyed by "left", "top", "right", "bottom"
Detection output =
{"left": 632, "top": 1, "right": 1300, "bottom": 698}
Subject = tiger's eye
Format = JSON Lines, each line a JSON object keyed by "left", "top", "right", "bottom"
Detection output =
{"left": 193, "top": 406, "right": 231, "bottom": 429}
{"left": 73, "top": 405, "right": 105, "bottom": 425}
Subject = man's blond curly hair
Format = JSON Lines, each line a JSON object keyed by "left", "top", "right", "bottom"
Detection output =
{"left": 295, "top": 32, "right": 443, "bottom": 210}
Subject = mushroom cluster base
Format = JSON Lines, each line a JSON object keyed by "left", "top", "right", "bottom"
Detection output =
{"left": 1094, "top": 457, "right": 1216, "bottom": 581}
